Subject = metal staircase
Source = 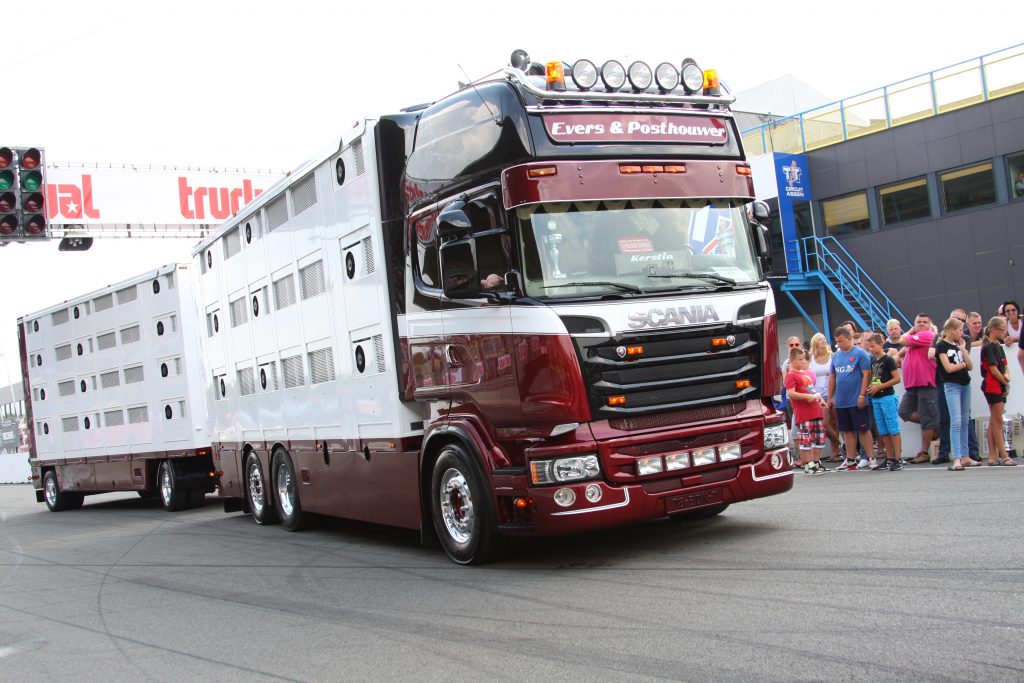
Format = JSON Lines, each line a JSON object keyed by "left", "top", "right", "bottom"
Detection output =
{"left": 780, "top": 236, "right": 910, "bottom": 334}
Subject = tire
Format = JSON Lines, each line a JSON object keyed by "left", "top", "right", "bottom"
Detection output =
{"left": 430, "top": 443, "right": 500, "bottom": 565}
{"left": 272, "top": 448, "right": 310, "bottom": 532}
{"left": 158, "top": 460, "right": 187, "bottom": 512}
{"left": 42, "top": 470, "right": 84, "bottom": 512}
{"left": 186, "top": 489, "right": 206, "bottom": 508}
{"left": 668, "top": 503, "right": 729, "bottom": 521}
{"left": 245, "top": 453, "right": 278, "bottom": 525}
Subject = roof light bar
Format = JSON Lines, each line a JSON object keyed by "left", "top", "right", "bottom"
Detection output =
{"left": 655, "top": 62, "right": 679, "bottom": 92}
{"left": 627, "top": 61, "right": 653, "bottom": 92}
{"left": 600, "top": 60, "right": 626, "bottom": 91}
{"left": 571, "top": 59, "right": 598, "bottom": 90}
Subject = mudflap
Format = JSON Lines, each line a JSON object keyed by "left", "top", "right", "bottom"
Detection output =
{"left": 223, "top": 497, "right": 244, "bottom": 513}
{"left": 35, "top": 489, "right": 44, "bottom": 503}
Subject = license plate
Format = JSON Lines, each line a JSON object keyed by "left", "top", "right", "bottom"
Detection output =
{"left": 666, "top": 487, "right": 724, "bottom": 512}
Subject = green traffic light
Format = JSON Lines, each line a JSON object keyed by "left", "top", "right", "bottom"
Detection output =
{"left": 23, "top": 171, "right": 42, "bottom": 192}
{"left": 0, "top": 170, "right": 13, "bottom": 191}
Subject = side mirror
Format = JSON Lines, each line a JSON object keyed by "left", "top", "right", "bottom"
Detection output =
{"left": 754, "top": 224, "right": 773, "bottom": 274}
{"left": 751, "top": 200, "right": 770, "bottom": 226}
{"left": 437, "top": 201, "right": 472, "bottom": 238}
{"left": 440, "top": 237, "right": 480, "bottom": 299}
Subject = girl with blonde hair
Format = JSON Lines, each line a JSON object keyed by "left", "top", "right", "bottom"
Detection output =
{"left": 809, "top": 332, "right": 842, "bottom": 459}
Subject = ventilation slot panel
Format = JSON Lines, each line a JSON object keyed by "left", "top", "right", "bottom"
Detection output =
{"left": 58, "top": 380, "right": 75, "bottom": 397}
{"left": 62, "top": 417, "right": 79, "bottom": 432}
{"left": 128, "top": 406, "right": 149, "bottom": 424}
{"left": 116, "top": 286, "right": 138, "bottom": 304}
{"left": 309, "top": 348, "right": 335, "bottom": 384}
{"left": 362, "top": 236, "right": 376, "bottom": 275}
{"left": 282, "top": 355, "right": 304, "bottom": 388}
{"left": 238, "top": 367, "right": 256, "bottom": 396}
{"left": 373, "top": 334, "right": 386, "bottom": 373}
{"left": 94, "top": 294, "right": 113, "bottom": 312}
{"left": 124, "top": 366, "right": 144, "bottom": 384}
{"left": 51, "top": 309, "right": 70, "bottom": 326}
{"left": 291, "top": 174, "right": 317, "bottom": 216}
{"left": 97, "top": 332, "right": 116, "bottom": 350}
{"left": 230, "top": 298, "right": 248, "bottom": 327}
{"left": 273, "top": 275, "right": 296, "bottom": 310}
{"left": 104, "top": 410, "right": 124, "bottom": 427}
{"left": 353, "top": 139, "right": 365, "bottom": 176}
{"left": 223, "top": 227, "right": 242, "bottom": 259}
{"left": 299, "top": 260, "right": 325, "bottom": 300}
{"left": 120, "top": 326, "right": 140, "bottom": 345}
{"left": 100, "top": 371, "right": 120, "bottom": 388}
{"left": 266, "top": 195, "right": 288, "bottom": 232}
{"left": 55, "top": 345, "right": 72, "bottom": 362}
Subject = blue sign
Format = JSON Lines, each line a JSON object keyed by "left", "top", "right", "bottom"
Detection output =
{"left": 773, "top": 153, "right": 811, "bottom": 201}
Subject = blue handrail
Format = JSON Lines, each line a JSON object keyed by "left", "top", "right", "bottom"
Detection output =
{"left": 800, "top": 236, "right": 911, "bottom": 332}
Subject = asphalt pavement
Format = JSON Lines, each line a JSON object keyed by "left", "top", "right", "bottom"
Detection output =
{"left": 1, "top": 466, "right": 1023, "bottom": 682}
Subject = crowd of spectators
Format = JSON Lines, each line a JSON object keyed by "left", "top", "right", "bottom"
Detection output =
{"left": 781, "top": 302, "right": 1022, "bottom": 474}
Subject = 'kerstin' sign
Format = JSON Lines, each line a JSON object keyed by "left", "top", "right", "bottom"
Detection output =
{"left": 543, "top": 114, "right": 729, "bottom": 144}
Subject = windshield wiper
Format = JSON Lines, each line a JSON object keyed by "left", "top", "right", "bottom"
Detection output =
{"left": 646, "top": 272, "right": 736, "bottom": 286}
{"left": 542, "top": 281, "right": 643, "bottom": 294}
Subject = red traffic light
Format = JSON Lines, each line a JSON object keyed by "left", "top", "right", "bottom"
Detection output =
{"left": 0, "top": 192, "right": 14, "bottom": 213}
{"left": 20, "top": 148, "right": 41, "bottom": 170}
{"left": 0, "top": 148, "right": 12, "bottom": 170}
{"left": 25, "top": 214, "right": 46, "bottom": 235}
{"left": 0, "top": 214, "right": 18, "bottom": 235}
{"left": 23, "top": 192, "right": 44, "bottom": 213}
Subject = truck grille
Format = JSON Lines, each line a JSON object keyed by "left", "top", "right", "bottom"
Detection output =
{"left": 574, "top": 323, "right": 761, "bottom": 420}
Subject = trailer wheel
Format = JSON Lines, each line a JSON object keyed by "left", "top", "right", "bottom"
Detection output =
{"left": 430, "top": 443, "right": 500, "bottom": 565}
{"left": 43, "top": 470, "right": 83, "bottom": 512}
{"left": 158, "top": 460, "right": 187, "bottom": 512}
{"left": 668, "top": 503, "right": 729, "bottom": 521}
{"left": 272, "top": 448, "right": 310, "bottom": 531}
{"left": 245, "top": 453, "right": 278, "bottom": 525}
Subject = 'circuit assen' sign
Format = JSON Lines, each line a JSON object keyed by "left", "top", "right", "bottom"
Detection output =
{"left": 543, "top": 114, "right": 729, "bottom": 144}
{"left": 42, "top": 165, "right": 285, "bottom": 225}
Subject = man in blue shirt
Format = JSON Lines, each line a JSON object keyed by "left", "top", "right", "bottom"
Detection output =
{"left": 828, "top": 326, "right": 874, "bottom": 471}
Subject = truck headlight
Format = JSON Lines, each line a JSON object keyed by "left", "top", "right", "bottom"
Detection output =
{"left": 530, "top": 455, "right": 601, "bottom": 485}
{"left": 764, "top": 424, "right": 787, "bottom": 450}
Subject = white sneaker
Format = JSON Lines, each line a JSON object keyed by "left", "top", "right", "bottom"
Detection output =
{"left": 857, "top": 458, "right": 870, "bottom": 469}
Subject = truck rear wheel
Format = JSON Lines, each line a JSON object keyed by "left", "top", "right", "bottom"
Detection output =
{"left": 43, "top": 470, "right": 83, "bottom": 512}
{"left": 430, "top": 444, "right": 500, "bottom": 565}
{"left": 245, "top": 453, "right": 278, "bottom": 525}
{"left": 272, "top": 448, "right": 310, "bottom": 531}
{"left": 158, "top": 460, "right": 187, "bottom": 512}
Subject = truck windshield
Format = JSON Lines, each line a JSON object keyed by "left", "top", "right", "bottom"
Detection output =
{"left": 516, "top": 200, "right": 761, "bottom": 298}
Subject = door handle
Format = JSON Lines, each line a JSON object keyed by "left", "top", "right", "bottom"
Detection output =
{"left": 445, "top": 344, "right": 463, "bottom": 368}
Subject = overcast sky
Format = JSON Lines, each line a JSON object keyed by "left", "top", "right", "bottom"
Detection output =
{"left": 1, "top": 0, "right": 1022, "bottom": 382}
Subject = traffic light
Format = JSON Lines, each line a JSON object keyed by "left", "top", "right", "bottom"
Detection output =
{"left": 0, "top": 146, "right": 49, "bottom": 243}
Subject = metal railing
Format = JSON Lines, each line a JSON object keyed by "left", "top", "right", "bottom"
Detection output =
{"left": 800, "top": 236, "right": 910, "bottom": 332}
{"left": 742, "top": 43, "right": 1024, "bottom": 155}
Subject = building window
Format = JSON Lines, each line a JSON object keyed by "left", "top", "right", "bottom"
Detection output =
{"left": 879, "top": 177, "right": 931, "bottom": 226}
{"left": 1008, "top": 152, "right": 1024, "bottom": 201}
{"left": 822, "top": 192, "right": 870, "bottom": 236}
{"left": 940, "top": 162, "right": 996, "bottom": 213}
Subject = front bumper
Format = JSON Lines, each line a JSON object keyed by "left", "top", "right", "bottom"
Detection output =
{"left": 500, "top": 447, "right": 793, "bottom": 536}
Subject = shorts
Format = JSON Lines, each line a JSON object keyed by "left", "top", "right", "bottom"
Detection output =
{"left": 796, "top": 418, "right": 826, "bottom": 450}
{"left": 836, "top": 405, "right": 871, "bottom": 433}
{"left": 870, "top": 393, "right": 900, "bottom": 436}
{"left": 898, "top": 386, "right": 939, "bottom": 430}
{"left": 984, "top": 392, "right": 1007, "bottom": 406}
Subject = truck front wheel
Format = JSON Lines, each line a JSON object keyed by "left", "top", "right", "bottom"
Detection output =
{"left": 43, "top": 470, "right": 83, "bottom": 512}
{"left": 430, "top": 444, "right": 500, "bottom": 565}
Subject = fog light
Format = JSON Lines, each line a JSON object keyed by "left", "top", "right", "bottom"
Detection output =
{"left": 554, "top": 487, "right": 576, "bottom": 507}
{"left": 692, "top": 448, "right": 716, "bottom": 466}
{"left": 770, "top": 453, "right": 783, "bottom": 470}
{"left": 719, "top": 444, "right": 742, "bottom": 461}
{"left": 584, "top": 484, "right": 602, "bottom": 503}
{"left": 637, "top": 456, "right": 664, "bottom": 476}
{"left": 665, "top": 452, "right": 690, "bottom": 470}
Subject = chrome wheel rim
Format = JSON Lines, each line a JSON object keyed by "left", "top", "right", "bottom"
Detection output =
{"left": 45, "top": 475, "right": 57, "bottom": 507}
{"left": 248, "top": 463, "right": 265, "bottom": 515}
{"left": 439, "top": 468, "right": 473, "bottom": 545}
{"left": 160, "top": 466, "right": 172, "bottom": 505}
{"left": 275, "top": 463, "right": 294, "bottom": 517}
